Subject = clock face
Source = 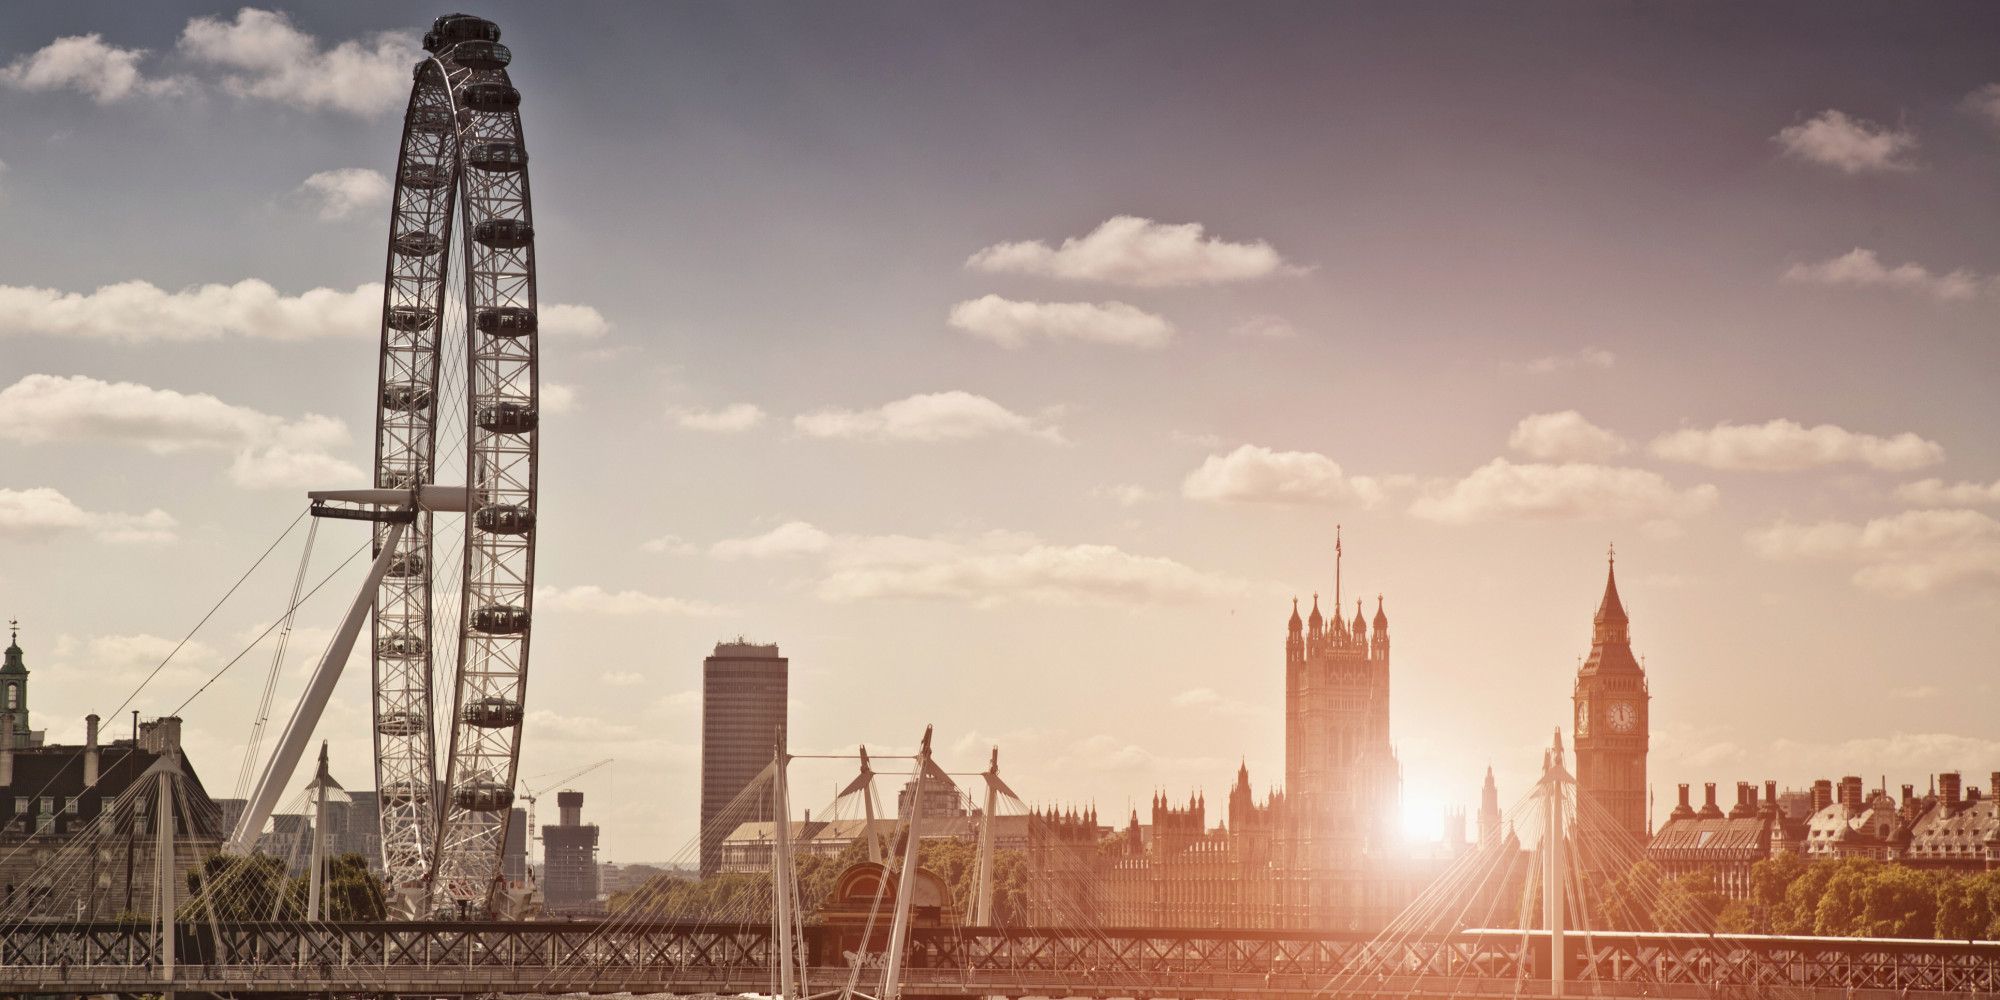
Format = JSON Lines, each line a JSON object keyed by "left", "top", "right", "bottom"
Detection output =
{"left": 1575, "top": 700, "right": 1590, "bottom": 737}
{"left": 1608, "top": 701, "right": 1639, "bottom": 733}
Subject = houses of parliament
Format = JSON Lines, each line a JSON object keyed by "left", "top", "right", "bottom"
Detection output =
{"left": 1092, "top": 537, "right": 1651, "bottom": 929}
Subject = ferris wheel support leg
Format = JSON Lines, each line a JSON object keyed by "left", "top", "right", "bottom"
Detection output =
{"left": 228, "top": 516, "right": 410, "bottom": 854}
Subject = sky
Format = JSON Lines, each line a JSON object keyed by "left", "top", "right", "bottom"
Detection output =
{"left": 0, "top": 3, "right": 1997, "bottom": 863}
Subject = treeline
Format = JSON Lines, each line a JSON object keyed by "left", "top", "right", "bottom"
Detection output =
{"left": 183, "top": 852, "right": 388, "bottom": 921}
{"left": 1589, "top": 856, "right": 2000, "bottom": 940}
{"left": 609, "top": 839, "right": 1033, "bottom": 925}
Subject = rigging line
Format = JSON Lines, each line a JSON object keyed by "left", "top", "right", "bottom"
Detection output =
{"left": 236, "top": 515, "right": 322, "bottom": 801}
{"left": 170, "top": 535, "right": 372, "bottom": 717}
{"left": 104, "top": 505, "right": 309, "bottom": 721}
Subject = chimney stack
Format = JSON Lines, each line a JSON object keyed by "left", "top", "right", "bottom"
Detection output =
{"left": 1941, "top": 772, "right": 1963, "bottom": 810}
{"left": 1902, "top": 784, "right": 1916, "bottom": 808}
{"left": 1991, "top": 772, "right": 1999, "bottom": 803}
{"left": 1811, "top": 779, "right": 1833, "bottom": 814}
{"left": 1673, "top": 783, "right": 1694, "bottom": 819}
{"left": 1839, "top": 776, "right": 1864, "bottom": 811}
{"left": 1700, "top": 782, "right": 1722, "bottom": 818}
{"left": 1763, "top": 780, "right": 1779, "bottom": 817}
{"left": 84, "top": 714, "right": 99, "bottom": 787}
{"left": 0, "top": 714, "right": 13, "bottom": 787}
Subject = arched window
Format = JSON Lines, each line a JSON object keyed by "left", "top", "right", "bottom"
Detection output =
{"left": 4, "top": 684, "right": 15, "bottom": 710}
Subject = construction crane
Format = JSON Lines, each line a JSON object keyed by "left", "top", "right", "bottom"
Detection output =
{"left": 520, "top": 758, "right": 612, "bottom": 879}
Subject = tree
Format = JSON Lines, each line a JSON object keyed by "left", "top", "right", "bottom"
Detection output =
{"left": 185, "top": 852, "right": 386, "bottom": 921}
{"left": 1935, "top": 869, "right": 2000, "bottom": 941}
{"left": 1652, "top": 869, "right": 1726, "bottom": 932}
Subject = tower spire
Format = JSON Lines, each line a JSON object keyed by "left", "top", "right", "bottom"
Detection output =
{"left": 1334, "top": 525, "right": 1342, "bottom": 614}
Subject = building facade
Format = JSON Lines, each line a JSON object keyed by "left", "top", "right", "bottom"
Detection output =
{"left": 1645, "top": 781, "right": 1807, "bottom": 899}
{"left": 700, "top": 640, "right": 788, "bottom": 876}
{"left": 1573, "top": 553, "right": 1650, "bottom": 848}
{"left": 542, "top": 790, "right": 602, "bottom": 912}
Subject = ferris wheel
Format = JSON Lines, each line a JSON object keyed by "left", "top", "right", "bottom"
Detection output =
{"left": 222, "top": 12, "right": 539, "bottom": 918}
{"left": 372, "top": 12, "right": 540, "bottom": 913}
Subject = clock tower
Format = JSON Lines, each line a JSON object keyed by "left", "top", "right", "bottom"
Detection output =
{"left": 1571, "top": 548, "right": 1649, "bottom": 847}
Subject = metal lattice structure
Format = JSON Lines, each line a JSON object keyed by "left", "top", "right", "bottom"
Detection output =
{"left": 372, "top": 13, "right": 538, "bottom": 914}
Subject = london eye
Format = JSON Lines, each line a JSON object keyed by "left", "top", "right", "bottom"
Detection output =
{"left": 371, "top": 12, "right": 540, "bottom": 914}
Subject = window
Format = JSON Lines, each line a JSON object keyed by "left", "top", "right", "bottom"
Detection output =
{"left": 4, "top": 684, "right": 14, "bottom": 710}
{"left": 62, "top": 797, "right": 75, "bottom": 814}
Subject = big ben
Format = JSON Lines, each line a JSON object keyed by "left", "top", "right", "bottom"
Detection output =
{"left": 1572, "top": 547, "right": 1650, "bottom": 846}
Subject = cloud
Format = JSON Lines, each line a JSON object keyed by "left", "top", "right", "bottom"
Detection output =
{"left": 794, "top": 391, "right": 1063, "bottom": 444}
{"left": 0, "top": 33, "right": 189, "bottom": 103}
{"left": 0, "top": 278, "right": 609, "bottom": 343}
{"left": 1171, "top": 687, "right": 1263, "bottom": 719}
{"left": 600, "top": 671, "right": 646, "bottom": 687}
{"left": 1092, "top": 484, "right": 1154, "bottom": 507}
{"left": 0, "top": 374, "right": 358, "bottom": 489}
{"left": 297, "top": 168, "right": 388, "bottom": 221}
{"left": 177, "top": 8, "right": 418, "bottom": 117}
{"left": 533, "top": 584, "right": 731, "bottom": 617}
{"left": 710, "top": 521, "right": 1248, "bottom": 607}
{"left": 1961, "top": 84, "right": 2000, "bottom": 128}
{"left": 1773, "top": 110, "right": 1919, "bottom": 174}
{"left": 1410, "top": 458, "right": 1718, "bottom": 524}
{"left": 1782, "top": 249, "right": 1981, "bottom": 301}
{"left": 1512, "top": 347, "right": 1616, "bottom": 374}
{"left": 1649, "top": 419, "right": 1943, "bottom": 472}
{"left": 1895, "top": 477, "right": 2000, "bottom": 507}
{"left": 674, "top": 403, "right": 766, "bottom": 433}
{"left": 965, "top": 215, "right": 1299, "bottom": 287}
{"left": 541, "top": 303, "right": 611, "bottom": 340}
{"left": 1508, "top": 411, "right": 1627, "bottom": 462}
{"left": 0, "top": 487, "right": 177, "bottom": 544}
{"left": 540, "top": 384, "right": 578, "bottom": 415}
{"left": 639, "top": 534, "right": 695, "bottom": 555}
{"left": 1747, "top": 508, "right": 2000, "bottom": 596}
{"left": 947, "top": 295, "right": 1174, "bottom": 349}
{"left": 1229, "top": 315, "right": 1297, "bottom": 340}
{"left": 710, "top": 521, "right": 834, "bottom": 560}
{"left": 1181, "top": 445, "right": 1386, "bottom": 507}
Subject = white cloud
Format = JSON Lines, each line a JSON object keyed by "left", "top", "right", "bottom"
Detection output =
{"left": 1229, "top": 315, "right": 1297, "bottom": 340}
{"left": 1508, "top": 411, "right": 1627, "bottom": 462}
{"left": 540, "top": 384, "right": 578, "bottom": 415}
{"left": 0, "top": 278, "right": 610, "bottom": 343}
{"left": 1512, "top": 347, "right": 1616, "bottom": 374}
{"left": 1782, "top": 249, "right": 1982, "bottom": 301}
{"left": 0, "top": 33, "right": 188, "bottom": 103}
{"left": 0, "top": 487, "right": 176, "bottom": 544}
{"left": 710, "top": 521, "right": 834, "bottom": 560}
{"left": 711, "top": 521, "right": 1248, "bottom": 608}
{"left": 0, "top": 374, "right": 357, "bottom": 489}
{"left": 298, "top": 168, "right": 388, "bottom": 221}
{"left": 639, "top": 534, "right": 695, "bottom": 555}
{"left": 1410, "top": 458, "right": 1718, "bottom": 524}
{"left": 1171, "top": 687, "right": 1262, "bottom": 719}
{"left": 675, "top": 403, "right": 766, "bottom": 433}
{"left": 947, "top": 295, "right": 1174, "bottom": 349}
{"left": 1649, "top": 419, "right": 1943, "bottom": 472}
{"left": 534, "top": 585, "right": 731, "bottom": 617}
{"left": 1092, "top": 484, "right": 1153, "bottom": 507}
{"left": 966, "top": 215, "right": 1299, "bottom": 287}
{"left": 1748, "top": 508, "right": 2000, "bottom": 596}
{"left": 1181, "top": 444, "right": 1386, "bottom": 507}
{"left": 541, "top": 303, "right": 611, "bottom": 340}
{"left": 1961, "top": 84, "right": 2000, "bottom": 128}
{"left": 1895, "top": 477, "right": 2000, "bottom": 507}
{"left": 0, "top": 279, "right": 377, "bottom": 341}
{"left": 794, "top": 391, "right": 1063, "bottom": 444}
{"left": 1773, "top": 110, "right": 1918, "bottom": 174}
{"left": 177, "top": 8, "right": 417, "bottom": 117}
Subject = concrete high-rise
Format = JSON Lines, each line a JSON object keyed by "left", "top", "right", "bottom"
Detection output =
{"left": 541, "top": 790, "right": 601, "bottom": 911}
{"left": 700, "top": 640, "right": 788, "bottom": 877}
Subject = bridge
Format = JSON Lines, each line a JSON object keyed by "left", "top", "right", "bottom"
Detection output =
{"left": 1, "top": 920, "right": 1997, "bottom": 998}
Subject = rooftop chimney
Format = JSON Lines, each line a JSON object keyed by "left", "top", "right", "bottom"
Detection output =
{"left": 1941, "top": 772, "right": 1963, "bottom": 811}
{"left": 1729, "top": 781, "right": 1756, "bottom": 819}
{"left": 1700, "top": 782, "right": 1723, "bottom": 818}
{"left": 84, "top": 714, "right": 99, "bottom": 787}
{"left": 1762, "top": 780, "right": 1779, "bottom": 817}
{"left": 1839, "top": 775, "right": 1864, "bottom": 811}
{"left": 1811, "top": 779, "right": 1833, "bottom": 814}
{"left": 1672, "top": 783, "right": 1695, "bottom": 820}
{"left": 1991, "top": 772, "right": 1999, "bottom": 803}
{"left": 0, "top": 714, "right": 13, "bottom": 788}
